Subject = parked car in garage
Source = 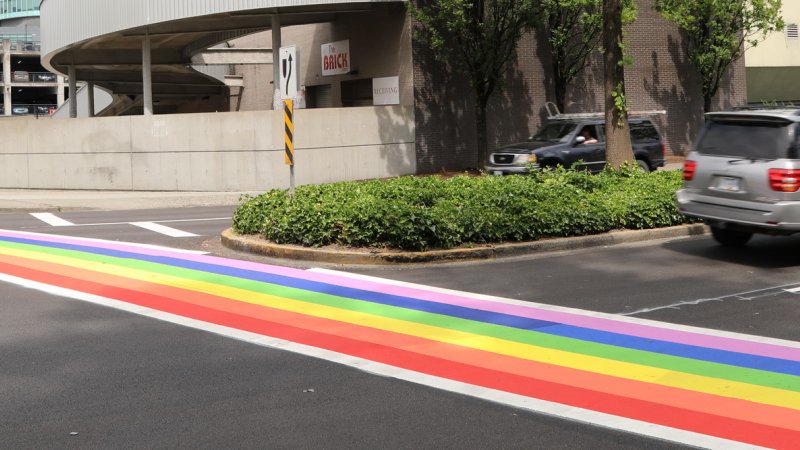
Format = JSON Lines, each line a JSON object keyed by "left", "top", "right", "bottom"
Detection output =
{"left": 485, "top": 114, "right": 667, "bottom": 175}
{"left": 677, "top": 108, "right": 800, "bottom": 246}
{"left": 11, "top": 106, "right": 29, "bottom": 115}
{"left": 12, "top": 71, "right": 29, "bottom": 82}
{"left": 33, "top": 72, "right": 57, "bottom": 82}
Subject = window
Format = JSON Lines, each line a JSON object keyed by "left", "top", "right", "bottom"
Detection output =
{"left": 630, "top": 122, "right": 659, "bottom": 143}
{"left": 697, "top": 121, "right": 790, "bottom": 159}
{"left": 787, "top": 24, "right": 798, "bottom": 39}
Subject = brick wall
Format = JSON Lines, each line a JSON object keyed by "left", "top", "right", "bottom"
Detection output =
{"left": 412, "top": 0, "right": 748, "bottom": 173}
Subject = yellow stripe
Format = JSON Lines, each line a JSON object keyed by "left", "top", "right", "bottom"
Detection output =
{"left": 4, "top": 245, "right": 800, "bottom": 410}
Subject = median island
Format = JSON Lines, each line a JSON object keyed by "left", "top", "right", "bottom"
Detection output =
{"left": 225, "top": 166, "right": 698, "bottom": 263}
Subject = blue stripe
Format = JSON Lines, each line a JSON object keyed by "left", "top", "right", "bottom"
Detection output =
{"left": 2, "top": 234, "right": 800, "bottom": 377}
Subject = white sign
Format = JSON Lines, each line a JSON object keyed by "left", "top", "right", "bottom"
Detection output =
{"left": 278, "top": 45, "right": 298, "bottom": 100}
{"left": 321, "top": 40, "right": 350, "bottom": 76}
{"left": 372, "top": 76, "right": 400, "bottom": 105}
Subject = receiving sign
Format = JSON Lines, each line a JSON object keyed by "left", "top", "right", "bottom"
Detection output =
{"left": 321, "top": 40, "right": 350, "bottom": 76}
{"left": 372, "top": 76, "right": 400, "bottom": 105}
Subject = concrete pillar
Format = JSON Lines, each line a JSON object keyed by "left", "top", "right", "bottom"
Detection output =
{"left": 271, "top": 14, "right": 281, "bottom": 110}
{"left": 3, "top": 39, "right": 11, "bottom": 116}
{"left": 87, "top": 82, "right": 95, "bottom": 117}
{"left": 57, "top": 75, "right": 65, "bottom": 107}
{"left": 142, "top": 31, "right": 153, "bottom": 115}
{"left": 68, "top": 65, "right": 77, "bottom": 118}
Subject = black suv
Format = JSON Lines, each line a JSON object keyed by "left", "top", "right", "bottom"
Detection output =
{"left": 486, "top": 117, "right": 666, "bottom": 174}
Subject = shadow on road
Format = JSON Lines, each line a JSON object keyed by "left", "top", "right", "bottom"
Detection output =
{"left": 661, "top": 234, "right": 800, "bottom": 269}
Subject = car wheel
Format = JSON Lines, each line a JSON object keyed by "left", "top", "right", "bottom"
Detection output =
{"left": 636, "top": 159, "right": 651, "bottom": 172}
{"left": 710, "top": 227, "right": 752, "bottom": 247}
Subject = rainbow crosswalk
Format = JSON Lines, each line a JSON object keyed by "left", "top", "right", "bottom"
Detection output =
{"left": 0, "top": 229, "right": 799, "bottom": 449}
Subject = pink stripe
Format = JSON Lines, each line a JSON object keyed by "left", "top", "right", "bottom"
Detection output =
{"left": 3, "top": 228, "right": 800, "bottom": 362}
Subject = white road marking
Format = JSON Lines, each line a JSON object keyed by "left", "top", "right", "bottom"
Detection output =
{"left": 623, "top": 283, "right": 800, "bottom": 315}
{"left": 0, "top": 271, "right": 759, "bottom": 450}
{"left": 130, "top": 222, "right": 199, "bottom": 238}
{"left": 29, "top": 213, "right": 75, "bottom": 227}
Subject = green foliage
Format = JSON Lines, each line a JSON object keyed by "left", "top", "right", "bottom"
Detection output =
{"left": 409, "top": 0, "right": 538, "bottom": 165}
{"left": 655, "top": 0, "right": 784, "bottom": 111}
{"left": 610, "top": 82, "right": 629, "bottom": 125}
{"left": 233, "top": 168, "right": 694, "bottom": 252}
{"left": 538, "top": 0, "right": 602, "bottom": 112}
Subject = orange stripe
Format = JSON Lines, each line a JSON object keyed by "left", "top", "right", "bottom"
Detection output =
{"left": 2, "top": 252, "right": 799, "bottom": 432}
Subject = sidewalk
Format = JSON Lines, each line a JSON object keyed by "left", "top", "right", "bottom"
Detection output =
{"left": 0, "top": 189, "right": 263, "bottom": 212}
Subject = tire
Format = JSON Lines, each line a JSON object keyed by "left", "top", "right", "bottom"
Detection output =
{"left": 710, "top": 227, "right": 752, "bottom": 247}
{"left": 636, "top": 159, "right": 651, "bottom": 172}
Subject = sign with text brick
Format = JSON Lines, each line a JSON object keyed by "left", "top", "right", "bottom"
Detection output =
{"left": 321, "top": 40, "right": 350, "bottom": 76}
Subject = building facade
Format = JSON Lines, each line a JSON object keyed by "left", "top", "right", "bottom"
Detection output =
{"left": 0, "top": 1, "right": 62, "bottom": 117}
{"left": 745, "top": 2, "right": 800, "bottom": 104}
{"left": 6, "top": 0, "right": 745, "bottom": 191}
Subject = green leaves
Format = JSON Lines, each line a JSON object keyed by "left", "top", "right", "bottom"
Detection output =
{"left": 655, "top": 0, "right": 784, "bottom": 111}
{"left": 232, "top": 169, "right": 693, "bottom": 252}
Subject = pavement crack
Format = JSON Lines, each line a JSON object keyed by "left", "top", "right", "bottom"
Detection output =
{"left": 621, "top": 282, "right": 800, "bottom": 316}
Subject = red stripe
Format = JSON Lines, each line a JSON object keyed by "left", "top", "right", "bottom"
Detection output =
{"left": 1, "top": 258, "right": 798, "bottom": 448}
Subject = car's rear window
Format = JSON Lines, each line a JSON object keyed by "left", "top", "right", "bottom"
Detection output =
{"left": 630, "top": 122, "right": 660, "bottom": 143}
{"left": 696, "top": 120, "right": 791, "bottom": 159}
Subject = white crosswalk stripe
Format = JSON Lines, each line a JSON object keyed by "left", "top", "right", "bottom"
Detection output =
{"left": 30, "top": 213, "right": 75, "bottom": 227}
{"left": 130, "top": 222, "right": 199, "bottom": 238}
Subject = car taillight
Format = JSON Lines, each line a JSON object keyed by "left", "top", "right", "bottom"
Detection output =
{"left": 768, "top": 168, "right": 800, "bottom": 192}
{"left": 661, "top": 143, "right": 666, "bottom": 158}
{"left": 683, "top": 160, "right": 697, "bottom": 181}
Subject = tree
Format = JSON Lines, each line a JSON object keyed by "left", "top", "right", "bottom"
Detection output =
{"left": 656, "top": 0, "right": 783, "bottom": 112}
{"left": 539, "top": 0, "right": 603, "bottom": 113}
{"left": 603, "top": 0, "right": 637, "bottom": 169}
{"left": 410, "top": 0, "right": 537, "bottom": 168}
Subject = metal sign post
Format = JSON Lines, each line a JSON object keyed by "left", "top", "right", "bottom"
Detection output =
{"left": 284, "top": 99, "right": 295, "bottom": 196}
{"left": 279, "top": 45, "right": 298, "bottom": 196}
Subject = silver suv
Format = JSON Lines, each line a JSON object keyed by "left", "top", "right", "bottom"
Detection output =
{"left": 677, "top": 108, "right": 800, "bottom": 246}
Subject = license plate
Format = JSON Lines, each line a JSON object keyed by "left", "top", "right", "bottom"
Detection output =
{"left": 717, "top": 176, "right": 740, "bottom": 192}
{"left": 493, "top": 171, "right": 504, "bottom": 176}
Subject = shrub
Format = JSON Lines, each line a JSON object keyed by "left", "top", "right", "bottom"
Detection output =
{"left": 233, "top": 167, "right": 693, "bottom": 251}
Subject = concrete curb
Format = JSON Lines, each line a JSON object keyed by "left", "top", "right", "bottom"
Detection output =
{"left": 221, "top": 224, "right": 708, "bottom": 265}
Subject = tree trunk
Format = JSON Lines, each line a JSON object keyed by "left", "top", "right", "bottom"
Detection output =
{"left": 474, "top": 98, "right": 489, "bottom": 171}
{"left": 704, "top": 94, "right": 712, "bottom": 114}
{"left": 602, "top": 0, "right": 634, "bottom": 170}
{"left": 554, "top": 74, "right": 566, "bottom": 113}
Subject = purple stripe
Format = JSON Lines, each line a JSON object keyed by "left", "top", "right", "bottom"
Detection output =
{"left": 3, "top": 228, "right": 800, "bottom": 362}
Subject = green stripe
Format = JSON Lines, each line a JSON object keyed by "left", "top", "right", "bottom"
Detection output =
{"left": 2, "top": 239, "right": 799, "bottom": 393}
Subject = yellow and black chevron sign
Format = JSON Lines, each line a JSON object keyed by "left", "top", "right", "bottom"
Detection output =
{"left": 284, "top": 99, "right": 294, "bottom": 166}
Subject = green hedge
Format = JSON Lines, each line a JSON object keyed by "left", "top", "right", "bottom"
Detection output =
{"left": 233, "top": 167, "right": 693, "bottom": 251}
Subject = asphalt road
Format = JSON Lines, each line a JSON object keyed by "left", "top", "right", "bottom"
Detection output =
{"left": 2, "top": 206, "right": 798, "bottom": 448}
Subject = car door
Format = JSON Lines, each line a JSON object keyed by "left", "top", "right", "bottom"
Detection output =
{"left": 572, "top": 124, "right": 605, "bottom": 172}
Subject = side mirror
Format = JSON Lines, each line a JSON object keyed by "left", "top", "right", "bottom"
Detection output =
{"left": 574, "top": 136, "right": 586, "bottom": 145}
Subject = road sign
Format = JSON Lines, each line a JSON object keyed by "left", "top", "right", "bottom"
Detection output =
{"left": 278, "top": 46, "right": 298, "bottom": 100}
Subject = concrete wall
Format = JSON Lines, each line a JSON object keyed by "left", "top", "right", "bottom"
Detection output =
{"left": 745, "top": 1, "right": 800, "bottom": 68}
{"left": 745, "top": 2, "right": 800, "bottom": 103}
{"left": 0, "top": 105, "right": 415, "bottom": 191}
